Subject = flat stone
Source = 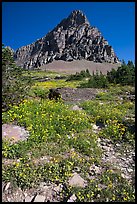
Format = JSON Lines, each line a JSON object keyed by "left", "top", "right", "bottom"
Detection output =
{"left": 25, "top": 196, "right": 34, "bottom": 202}
{"left": 34, "top": 195, "right": 45, "bottom": 202}
{"left": 71, "top": 105, "right": 82, "bottom": 111}
{"left": 2, "top": 124, "right": 29, "bottom": 143}
{"left": 68, "top": 173, "right": 86, "bottom": 188}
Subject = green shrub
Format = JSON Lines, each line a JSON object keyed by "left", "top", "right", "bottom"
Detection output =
{"left": 80, "top": 71, "right": 109, "bottom": 88}
{"left": 66, "top": 69, "right": 91, "bottom": 81}
{"left": 107, "top": 61, "right": 135, "bottom": 86}
{"left": 33, "top": 87, "right": 48, "bottom": 98}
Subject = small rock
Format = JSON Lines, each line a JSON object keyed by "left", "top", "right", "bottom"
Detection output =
{"left": 98, "top": 183, "right": 107, "bottom": 189}
{"left": 4, "top": 182, "right": 10, "bottom": 191}
{"left": 115, "top": 143, "right": 121, "bottom": 147}
{"left": 92, "top": 124, "right": 98, "bottom": 130}
{"left": 23, "top": 192, "right": 28, "bottom": 197}
{"left": 89, "top": 164, "right": 101, "bottom": 175}
{"left": 102, "top": 146, "right": 111, "bottom": 151}
{"left": 127, "top": 168, "right": 133, "bottom": 173}
{"left": 97, "top": 193, "right": 101, "bottom": 198}
{"left": 121, "top": 173, "right": 130, "bottom": 180}
{"left": 103, "top": 138, "right": 111, "bottom": 143}
{"left": 97, "top": 137, "right": 101, "bottom": 143}
{"left": 25, "top": 196, "right": 34, "bottom": 202}
{"left": 7, "top": 197, "right": 11, "bottom": 202}
{"left": 121, "top": 157, "right": 127, "bottom": 161}
{"left": 54, "top": 184, "right": 63, "bottom": 193}
{"left": 34, "top": 195, "right": 46, "bottom": 202}
{"left": 68, "top": 172, "right": 86, "bottom": 187}
{"left": 67, "top": 194, "right": 77, "bottom": 202}
{"left": 71, "top": 105, "right": 82, "bottom": 111}
{"left": 39, "top": 182, "right": 48, "bottom": 188}
{"left": 73, "top": 166, "right": 81, "bottom": 172}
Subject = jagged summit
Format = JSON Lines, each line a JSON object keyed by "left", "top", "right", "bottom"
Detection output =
{"left": 14, "top": 10, "right": 120, "bottom": 69}
{"left": 67, "top": 10, "right": 90, "bottom": 26}
{"left": 49, "top": 10, "right": 90, "bottom": 34}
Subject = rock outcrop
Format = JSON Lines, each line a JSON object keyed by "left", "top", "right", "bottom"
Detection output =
{"left": 14, "top": 10, "right": 120, "bottom": 69}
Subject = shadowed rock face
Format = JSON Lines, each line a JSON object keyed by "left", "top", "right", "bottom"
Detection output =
{"left": 14, "top": 10, "right": 120, "bottom": 69}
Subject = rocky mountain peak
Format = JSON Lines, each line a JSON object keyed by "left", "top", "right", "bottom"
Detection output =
{"left": 68, "top": 10, "right": 90, "bottom": 26}
{"left": 14, "top": 10, "right": 120, "bottom": 69}
{"left": 53, "top": 10, "right": 90, "bottom": 32}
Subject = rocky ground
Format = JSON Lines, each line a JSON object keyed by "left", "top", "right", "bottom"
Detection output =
{"left": 57, "top": 87, "right": 102, "bottom": 103}
{"left": 2, "top": 129, "right": 135, "bottom": 202}
{"left": 2, "top": 88, "right": 135, "bottom": 202}
{"left": 41, "top": 60, "right": 120, "bottom": 75}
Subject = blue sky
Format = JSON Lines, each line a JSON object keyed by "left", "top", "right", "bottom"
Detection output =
{"left": 2, "top": 2, "right": 135, "bottom": 63}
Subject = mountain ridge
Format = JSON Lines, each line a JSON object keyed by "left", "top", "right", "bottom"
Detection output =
{"left": 14, "top": 10, "right": 121, "bottom": 69}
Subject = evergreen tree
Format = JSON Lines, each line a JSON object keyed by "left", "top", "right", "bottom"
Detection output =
{"left": 2, "top": 44, "right": 32, "bottom": 111}
{"left": 107, "top": 61, "right": 135, "bottom": 86}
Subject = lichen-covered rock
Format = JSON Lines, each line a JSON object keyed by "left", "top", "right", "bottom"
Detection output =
{"left": 14, "top": 10, "right": 120, "bottom": 69}
{"left": 2, "top": 124, "right": 29, "bottom": 143}
{"left": 68, "top": 172, "right": 87, "bottom": 188}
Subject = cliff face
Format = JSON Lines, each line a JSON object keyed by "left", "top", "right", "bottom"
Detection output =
{"left": 14, "top": 10, "right": 120, "bottom": 69}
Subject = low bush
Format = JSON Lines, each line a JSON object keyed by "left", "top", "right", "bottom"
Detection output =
{"left": 66, "top": 69, "right": 91, "bottom": 81}
{"left": 80, "top": 71, "right": 109, "bottom": 88}
{"left": 107, "top": 61, "right": 135, "bottom": 86}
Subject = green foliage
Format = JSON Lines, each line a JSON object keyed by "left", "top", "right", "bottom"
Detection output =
{"left": 3, "top": 158, "right": 134, "bottom": 201}
{"left": 99, "top": 119, "right": 126, "bottom": 142}
{"left": 107, "top": 61, "right": 135, "bottom": 86}
{"left": 80, "top": 98, "right": 135, "bottom": 144}
{"left": 81, "top": 100, "right": 126, "bottom": 124}
{"left": 79, "top": 61, "right": 135, "bottom": 88}
{"left": 2, "top": 99, "right": 92, "bottom": 158}
{"left": 2, "top": 45, "right": 32, "bottom": 111}
{"left": 66, "top": 69, "right": 91, "bottom": 81}
{"left": 64, "top": 170, "right": 135, "bottom": 202}
{"left": 96, "top": 85, "right": 135, "bottom": 101}
{"left": 32, "top": 87, "right": 48, "bottom": 98}
{"left": 2, "top": 65, "right": 135, "bottom": 201}
{"left": 80, "top": 70, "right": 109, "bottom": 88}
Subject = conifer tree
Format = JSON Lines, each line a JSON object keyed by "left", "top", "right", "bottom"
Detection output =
{"left": 2, "top": 44, "right": 32, "bottom": 111}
